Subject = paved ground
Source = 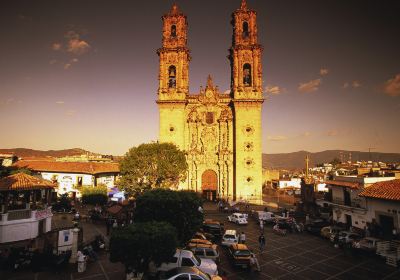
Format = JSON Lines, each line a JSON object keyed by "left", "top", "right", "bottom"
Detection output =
{"left": 206, "top": 209, "right": 400, "bottom": 280}
{"left": 1, "top": 204, "right": 400, "bottom": 280}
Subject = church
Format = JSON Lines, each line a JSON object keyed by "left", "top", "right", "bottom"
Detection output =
{"left": 157, "top": 0, "right": 264, "bottom": 204}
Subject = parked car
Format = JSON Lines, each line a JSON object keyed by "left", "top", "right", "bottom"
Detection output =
{"left": 221, "top": 229, "right": 239, "bottom": 246}
{"left": 227, "top": 243, "right": 252, "bottom": 269}
{"left": 157, "top": 249, "right": 218, "bottom": 276}
{"left": 203, "top": 219, "right": 224, "bottom": 238}
{"left": 193, "top": 232, "right": 215, "bottom": 242}
{"left": 227, "top": 213, "right": 248, "bottom": 225}
{"left": 186, "top": 243, "right": 220, "bottom": 264}
{"left": 320, "top": 226, "right": 345, "bottom": 239}
{"left": 187, "top": 239, "right": 213, "bottom": 247}
{"left": 253, "top": 210, "right": 280, "bottom": 224}
{"left": 337, "top": 231, "right": 361, "bottom": 246}
{"left": 352, "top": 237, "right": 382, "bottom": 253}
{"left": 159, "top": 267, "right": 222, "bottom": 280}
{"left": 305, "top": 219, "right": 330, "bottom": 235}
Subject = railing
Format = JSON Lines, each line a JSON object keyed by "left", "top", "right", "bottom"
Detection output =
{"left": 7, "top": 209, "right": 32, "bottom": 221}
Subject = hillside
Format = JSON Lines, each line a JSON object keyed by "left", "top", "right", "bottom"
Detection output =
{"left": 263, "top": 150, "right": 400, "bottom": 169}
{"left": 0, "top": 148, "right": 95, "bottom": 158}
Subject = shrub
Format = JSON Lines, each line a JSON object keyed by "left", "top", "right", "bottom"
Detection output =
{"left": 81, "top": 185, "right": 108, "bottom": 205}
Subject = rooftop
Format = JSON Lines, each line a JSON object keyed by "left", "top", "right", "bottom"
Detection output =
{"left": 359, "top": 179, "right": 400, "bottom": 201}
{"left": 0, "top": 172, "right": 55, "bottom": 191}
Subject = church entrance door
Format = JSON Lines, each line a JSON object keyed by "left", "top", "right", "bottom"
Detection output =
{"left": 201, "top": 170, "right": 217, "bottom": 201}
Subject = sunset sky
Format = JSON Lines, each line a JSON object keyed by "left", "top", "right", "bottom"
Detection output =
{"left": 0, "top": 0, "right": 399, "bottom": 155}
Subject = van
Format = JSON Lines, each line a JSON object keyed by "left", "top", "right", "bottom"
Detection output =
{"left": 221, "top": 229, "right": 239, "bottom": 246}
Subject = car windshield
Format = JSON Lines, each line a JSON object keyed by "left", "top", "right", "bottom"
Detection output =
{"left": 224, "top": 234, "right": 235, "bottom": 239}
{"left": 193, "top": 255, "right": 201, "bottom": 266}
{"left": 238, "top": 214, "right": 245, "bottom": 219}
{"left": 235, "top": 250, "right": 251, "bottom": 256}
{"left": 164, "top": 268, "right": 180, "bottom": 278}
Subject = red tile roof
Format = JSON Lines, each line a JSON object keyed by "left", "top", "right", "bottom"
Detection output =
{"left": 14, "top": 160, "right": 120, "bottom": 175}
{"left": 0, "top": 173, "right": 55, "bottom": 191}
{"left": 325, "top": 180, "right": 360, "bottom": 189}
{"left": 359, "top": 179, "right": 400, "bottom": 201}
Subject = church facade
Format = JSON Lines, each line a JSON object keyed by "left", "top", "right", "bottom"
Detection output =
{"left": 157, "top": 0, "right": 264, "bottom": 203}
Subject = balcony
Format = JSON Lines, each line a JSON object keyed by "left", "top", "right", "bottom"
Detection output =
{"left": 0, "top": 207, "right": 52, "bottom": 224}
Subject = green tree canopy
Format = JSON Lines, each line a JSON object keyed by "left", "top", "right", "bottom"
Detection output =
{"left": 81, "top": 185, "right": 108, "bottom": 205}
{"left": 134, "top": 189, "right": 203, "bottom": 245}
{"left": 109, "top": 221, "right": 177, "bottom": 273}
{"left": 118, "top": 142, "right": 188, "bottom": 197}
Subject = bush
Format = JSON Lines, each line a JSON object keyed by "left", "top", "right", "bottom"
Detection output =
{"left": 81, "top": 185, "right": 108, "bottom": 205}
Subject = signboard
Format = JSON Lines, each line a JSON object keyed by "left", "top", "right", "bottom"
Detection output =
{"left": 35, "top": 208, "right": 52, "bottom": 219}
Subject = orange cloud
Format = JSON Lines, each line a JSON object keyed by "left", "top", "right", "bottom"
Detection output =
{"left": 320, "top": 68, "right": 329, "bottom": 76}
{"left": 265, "top": 85, "right": 283, "bottom": 95}
{"left": 383, "top": 74, "right": 400, "bottom": 97}
{"left": 298, "top": 79, "right": 321, "bottom": 93}
{"left": 52, "top": 42, "right": 62, "bottom": 51}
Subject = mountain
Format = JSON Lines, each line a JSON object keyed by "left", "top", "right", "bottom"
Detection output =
{"left": 0, "top": 148, "right": 96, "bottom": 158}
{"left": 263, "top": 150, "right": 400, "bottom": 169}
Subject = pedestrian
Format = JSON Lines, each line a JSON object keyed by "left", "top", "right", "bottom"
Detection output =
{"left": 240, "top": 232, "right": 246, "bottom": 244}
{"left": 250, "top": 253, "right": 261, "bottom": 272}
{"left": 77, "top": 250, "right": 86, "bottom": 272}
{"left": 259, "top": 219, "right": 264, "bottom": 232}
{"left": 258, "top": 233, "right": 266, "bottom": 253}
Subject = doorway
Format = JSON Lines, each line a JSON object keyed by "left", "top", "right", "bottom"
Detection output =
{"left": 201, "top": 170, "right": 217, "bottom": 201}
{"left": 345, "top": 214, "right": 352, "bottom": 229}
{"left": 379, "top": 215, "right": 394, "bottom": 239}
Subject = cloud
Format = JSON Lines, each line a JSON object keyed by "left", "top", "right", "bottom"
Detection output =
{"left": 320, "top": 68, "right": 329, "bottom": 76}
{"left": 65, "top": 110, "right": 76, "bottom": 116}
{"left": 52, "top": 43, "right": 62, "bottom": 51}
{"left": 265, "top": 85, "right": 283, "bottom": 95}
{"left": 343, "top": 80, "right": 361, "bottom": 89}
{"left": 64, "top": 63, "right": 72, "bottom": 70}
{"left": 298, "top": 79, "right": 321, "bottom": 93}
{"left": 383, "top": 74, "right": 400, "bottom": 97}
{"left": 71, "top": 58, "right": 79, "bottom": 63}
{"left": 49, "top": 59, "right": 57, "bottom": 65}
{"left": 223, "top": 89, "right": 230, "bottom": 94}
{"left": 67, "top": 39, "right": 90, "bottom": 55}
{"left": 352, "top": 80, "right": 361, "bottom": 88}
{"left": 267, "top": 135, "right": 288, "bottom": 141}
{"left": 326, "top": 130, "right": 339, "bottom": 137}
{"left": 56, "top": 101, "right": 65, "bottom": 105}
{"left": 301, "top": 131, "right": 312, "bottom": 137}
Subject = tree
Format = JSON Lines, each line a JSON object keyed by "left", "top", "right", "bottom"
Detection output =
{"left": 134, "top": 189, "right": 203, "bottom": 245}
{"left": 118, "top": 142, "right": 188, "bottom": 197}
{"left": 81, "top": 185, "right": 108, "bottom": 205}
{"left": 109, "top": 221, "right": 177, "bottom": 273}
{"left": 330, "top": 157, "right": 341, "bottom": 167}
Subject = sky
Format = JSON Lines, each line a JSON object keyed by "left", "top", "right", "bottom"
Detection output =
{"left": 0, "top": 0, "right": 399, "bottom": 156}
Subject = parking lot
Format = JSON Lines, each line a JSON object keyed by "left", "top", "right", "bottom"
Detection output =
{"left": 1, "top": 206, "right": 400, "bottom": 280}
{"left": 207, "top": 210, "right": 400, "bottom": 280}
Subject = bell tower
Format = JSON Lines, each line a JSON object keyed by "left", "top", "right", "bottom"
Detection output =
{"left": 230, "top": 0, "right": 264, "bottom": 202}
{"left": 157, "top": 3, "right": 190, "bottom": 149}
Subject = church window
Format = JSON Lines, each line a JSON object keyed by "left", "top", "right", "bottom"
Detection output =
{"left": 244, "top": 142, "right": 253, "bottom": 151}
{"left": 243, "top": 63, "right": 252, "bottom": 86}
{"left": 171, "top": 25, "right": 177, "bottom": 38}
{"left": 206, "top": 112, "right": 214, "bottom": 124}
{"left": 242, "top": 21, "right": 249, "bottom": 38}
{"left": 169, "top": 126, "right": 175, "bottom": 132}
{"left": 245, "top": 126, "right": 253, "bottom": 134}
{"left": 168, "top": 65, "right": 176, "bottom": 88}
{"left": 246, "top": 177, "right": 253, "bottom": 183}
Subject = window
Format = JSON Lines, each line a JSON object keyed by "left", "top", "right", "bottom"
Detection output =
{"left": 191, "top": 276, "right": 204, "bottom": 280}
{"left": 243, "top": 63, "right": 252, "bottom": 86}
{"left": 175, "top": 276, "right": 189, "bottom": 280}
{"left": 181, "top": 257, "right": 194, "bottom": 266}
{"left": 168, "top": 65, "right": 176, "bottom": 88}
{"left": 205, "top": 112, "right": 214, "bottom": 124}
{"left": 242, "top": 21, "right": 249, "bottom": 38}
{"left": 205, "top": 249, "right": 215, "bottom": 257}
{"left": 171, "top": 25, "right": 177, "bottom": 38}
{"left": 77, "top": 176, "right": 82, "bottom": 186}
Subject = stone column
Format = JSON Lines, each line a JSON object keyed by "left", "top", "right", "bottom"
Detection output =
{"left": 69, "top": 227, "right": 80, "bottom": 264}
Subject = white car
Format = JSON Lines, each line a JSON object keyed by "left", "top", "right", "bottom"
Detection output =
{"left": 227, "top": 213, "right": 248, "bottom": 225}
{"left": 221, "top": 229, "right": 239, "bottom": 246}
{"left": 160, "top": 267, "right": 222, "bottom": 280}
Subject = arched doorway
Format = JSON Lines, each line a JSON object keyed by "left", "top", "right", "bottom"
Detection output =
{"left": 202, "top": 170, "right": 217, "bottom": 201}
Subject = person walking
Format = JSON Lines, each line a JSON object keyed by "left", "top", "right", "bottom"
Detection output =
{"left": 77, "top": 250, "right": 86, "bottom": 273}
{"left": 240, "top": 232, "right": 246, "bottom": 244}
{"left": 259, "top": 219, "right": 264, "bottom": 233}
{"left": 258, "top": 233, "right": 266, "bottom": 253}
{"left": 250, "top": 253, "right": 261, "bottom": 272}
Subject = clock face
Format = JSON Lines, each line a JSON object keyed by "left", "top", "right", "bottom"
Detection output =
{"left": 206, "top": 90, "right": 212, "bottom": 98}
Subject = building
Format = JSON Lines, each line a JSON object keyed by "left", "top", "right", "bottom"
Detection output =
{"left": 0, "top": 154, "right": 18, "bottom": 167}
{"left": 157, "top": 1, "right": 264, "bottom": 203}
{"left": 359, "top": 179, "right": 400, "bottom": 238}
{"left": 0, "top": 173, "right": 55, "bottom": 243}
{"left": 324, "top": 175, "right": 396, "bottom": 230}
{"left": 14, "top": 160, "right": 119, "bottom": 197}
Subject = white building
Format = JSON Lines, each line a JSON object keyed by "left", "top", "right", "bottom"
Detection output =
{"left": 14, "top": 160, "right": 119, "bottom": 197}
{"left": 324, "top": 175, "right": 396, "bottom": 230}
{"left": 0, "top": 173, "right": 55, "bottom": 243}
{"left": 278, "top": 178, "right": 301, "bottom": 189}
{"left": 359, "top": 179, "right": 400, "bottom": 238}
